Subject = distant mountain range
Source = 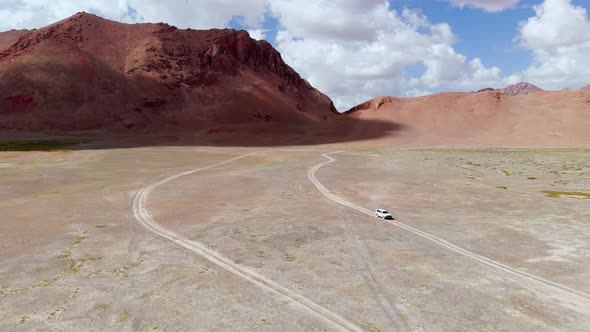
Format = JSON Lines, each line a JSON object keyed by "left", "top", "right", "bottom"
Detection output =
{"left": 0, "top": 13, "right": 589, "bottom": 147}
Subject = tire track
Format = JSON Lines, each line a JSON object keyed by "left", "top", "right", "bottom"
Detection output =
{"left": 294, "top": 182, "right": 307, "bottom": 199}
{"left": 132, "top": 151, "right": 362, "bottom": 332}
{"left": 308, "top": 152, "right": 590, "bottom": 315}
{"left": 341, "top": 221, "right": 408, "bottom": 330}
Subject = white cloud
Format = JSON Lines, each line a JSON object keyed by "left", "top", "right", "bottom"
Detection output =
{"left": 401, "top": 8, "right": 430, "bottom": 30}
{"left": 0, "top": 0, "right": 129, "bottom": 30}
{"left": 0, "top": 0, "right": 267, "bottom": 31}
{"left": 404, "top": 88, "right": 432, "bottom": 97}
{"left": 269, "top": 0, "right": 502, "bottom": 110}
{"left": 247, "top": 29, "right": 267, "bottom": 40}
{"left": 411, "top": 46, "right": 501, "bottom": 90}
{"left": 517, "top": 0, "right": 590, "bottom": 49}
{"left": 127, "top": 0, "right": 266, "bottom": 29}
{"left": 446, "top": 0, "right": 520, "bottom": 12}
{"left": 0, "top": 0, "right": 510, "bottom": 109}
{"left": 269, "top": 0, "right": 391, "bottom": 42}
{"left": 510, "top": 0, "right": 590, "bottom": 89}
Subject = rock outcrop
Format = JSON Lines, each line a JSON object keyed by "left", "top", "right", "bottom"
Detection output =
{"left": 0, "top": 12, "right": 337, "bottom": 132}
{"left": 499, "top": 82, "right": 543, "bottom": 96}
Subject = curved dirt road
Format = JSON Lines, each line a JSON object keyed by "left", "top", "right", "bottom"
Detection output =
{"left": 132, "top": 151, "right": 362, "bottom": 332}
{"left": 308, "top": 152, "right": 590, "bottom": 315}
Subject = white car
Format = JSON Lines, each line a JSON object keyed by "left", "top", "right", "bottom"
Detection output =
{"left": 375, "top": 209, "right": 394, "bottom": 220}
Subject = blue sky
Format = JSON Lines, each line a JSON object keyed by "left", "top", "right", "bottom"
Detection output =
{"left": 391, "top": 0, "right": 536, "bottom": 75}
{"left": 228, "top": 0, "right": 588, "bottom": 87}
{"left": 2, "top": 0, "right": 590, "bottom": 109}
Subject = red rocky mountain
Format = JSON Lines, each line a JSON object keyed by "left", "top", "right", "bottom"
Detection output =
{"left": 0, "top": 12, "right": 337, "bottom": 132}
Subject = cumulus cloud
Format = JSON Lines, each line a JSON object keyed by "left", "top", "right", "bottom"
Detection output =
{"left": 247, "top": 29, "right": 267, "bottom": 40}
{"left": 446, "top": 0, "right": 520, "bottom": 12}
{"left": 0, "top": 0, "right": 129, "bottom": 30}
{"left": 269, "top": 1, "right": 501, "bottom": 109}
{"left": 411, "top": 46, "right": 501, "bottom": 90}
{"left": 510, "top": 0, "right": 590, "bottom": 89}
{"left": 127, "top": 0, "right": 266, "bottom": 29}
{"left": 0, "top": 0, "right": 508, "bottom": 109}
{"left": 517, "top": 0, "right": 590, "bottom": 49}
{"left": 0, "top": 0, "right": 267, "bottom": 31}
{"left": 404, "top": 88, "right": 432, "bottom": 97}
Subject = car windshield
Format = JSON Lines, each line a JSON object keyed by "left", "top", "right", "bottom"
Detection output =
{"left": 382, "top": 210, "right": 389, "bottom": 214}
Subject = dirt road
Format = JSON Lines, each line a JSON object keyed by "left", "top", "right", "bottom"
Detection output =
{"left": 3, "top": 146, "right": 589, "bottom": 331}
{"left": 132, "top": 151, "right": 362, "bottom": 332}
{"left": 308, "top": 152, "right": 590, "bottom": 316}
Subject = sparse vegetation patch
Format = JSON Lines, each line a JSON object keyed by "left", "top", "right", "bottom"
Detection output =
{"left": 0, "top": 140, "right": 81, "bottom": 151}
{"left": 94, "top": 303, "right": 110, "bottom": 311}
{"left": 541, "top": 191, "right": 590, "bottom": 199}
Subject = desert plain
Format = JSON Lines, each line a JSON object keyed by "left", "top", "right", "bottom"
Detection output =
{"left": 1, "top": 6, "right": 590, "bottom": 332}
{"left": 1, "top": 140, "right": 588, "bottom": 331}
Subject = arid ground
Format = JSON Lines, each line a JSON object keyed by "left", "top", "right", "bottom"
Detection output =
{"left": 1, "top": 143, "right": 589, "bottom": 331}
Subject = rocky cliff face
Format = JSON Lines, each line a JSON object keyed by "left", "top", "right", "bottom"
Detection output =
{"left": 0, "top": 12, "right": 337, "bottom": 132}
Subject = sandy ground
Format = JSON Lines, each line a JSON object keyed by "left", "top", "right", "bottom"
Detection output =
{"left": 1, "top": 145, "right": 589, "bottom": 331}
{"left": 346, "top": 90, "right": 590, "bottom": 148}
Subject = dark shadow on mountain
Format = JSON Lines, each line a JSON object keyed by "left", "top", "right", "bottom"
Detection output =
{"left": 0, "top": 118, "right": 408, "bottom": 150}
{"left": 0, "top": 58, "right": 407, "bottom": 150}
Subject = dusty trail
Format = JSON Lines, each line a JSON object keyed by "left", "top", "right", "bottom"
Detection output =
{"left": 132, "top": 151, "right": 362, "bottom": 332}
{"left": 308, "top": 152, "right": 590, "bottom": 315}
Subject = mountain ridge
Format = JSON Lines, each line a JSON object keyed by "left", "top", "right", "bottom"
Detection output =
{"left": 0, "top": 12, "right": 337, "bottom": 132}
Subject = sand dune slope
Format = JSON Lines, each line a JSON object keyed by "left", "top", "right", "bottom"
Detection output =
{"left": 345, "top": 91, "right": 590, "bottom": 147}
{"left": 0, "top": 29, "right": 29, "bottom": 52}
